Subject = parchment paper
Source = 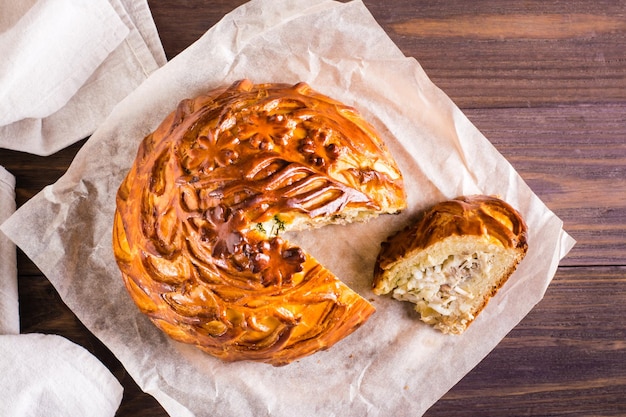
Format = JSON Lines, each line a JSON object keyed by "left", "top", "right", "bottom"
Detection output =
{"left": 0, "top": 0, "right": 575, "bottom": 416}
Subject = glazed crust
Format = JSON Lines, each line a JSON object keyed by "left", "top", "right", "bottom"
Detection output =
{"left": 374, "top": 195, "right": 528, "bottom": 276}
{"left": 113, "top": 80, "right": 406, "bottom": 365}
{"left": 372, "top": 195, "right": 528, "bottom": 334}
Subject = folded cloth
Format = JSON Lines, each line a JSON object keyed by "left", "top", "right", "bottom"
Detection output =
{"left": 0, "top": 0, "right": 129, "bottom": 126}
{"left": 0, "top": 166, "right": 18, "bottom": 335}
{"left": 0, "top": 0, "right": 165, "bottom": 156}
{"left": 0, "top": 333, "right": 123, "bottom": 417}
{"left": 0, "top": 166, "right": 123, "bottom": 415}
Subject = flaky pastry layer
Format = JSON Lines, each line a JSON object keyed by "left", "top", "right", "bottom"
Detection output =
{"left": 373, "top": 195, "right": 528, "bottom": 334}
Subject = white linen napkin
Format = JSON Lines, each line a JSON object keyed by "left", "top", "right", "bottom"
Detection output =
{"left": 0, "top": 333, "right": 123, "bottom": 417}
{"left": 0, "top": 0, "right": 166, "bottom": 156}
{"left": 0, "top": 0, "right": 129, "bottom": 125}
{"left": 0, "top": 166, "right": 18, "bottom": 335}
{"left": 0, "top": 167, "right": 124, "bottom": 415}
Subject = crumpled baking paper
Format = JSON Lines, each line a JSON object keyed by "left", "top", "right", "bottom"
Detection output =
{"left": 0, "top": 0, "right": 166, "bottom": 156}
{"left": 0, "top": 166, "right": 124, "bottom": 417}
{"left": 1, "top": 0, "right": 575, "bottom": 416}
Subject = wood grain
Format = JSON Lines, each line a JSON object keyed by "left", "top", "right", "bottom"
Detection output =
{"left": 465, "top": 105, "right": 626, "bottom": 267}
{"left": 0, "top": 0, "right": 624, "bottom": 416}
{"left": 147, "top": 0, "right": 248, "bottom": 60}
{"left": 368, "top": 1, "right": 626, "bottom": 108}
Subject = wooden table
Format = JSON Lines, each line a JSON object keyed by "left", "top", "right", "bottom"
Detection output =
{"left": 1, "top": 1, "right": 624, "bottom": 415}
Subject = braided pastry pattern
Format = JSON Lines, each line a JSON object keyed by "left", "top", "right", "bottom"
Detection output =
{"left": 113, "top": 80, "right": 406, "bottom": 365}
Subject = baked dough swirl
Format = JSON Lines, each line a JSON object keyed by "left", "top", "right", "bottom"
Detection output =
{"left": 113, "top": 80, "right": 406, "bottom": 365}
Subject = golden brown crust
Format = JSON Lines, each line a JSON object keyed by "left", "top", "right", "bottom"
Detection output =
{"left": 372, "top": 195, "right": 528, "bottom": 334}
{"left": 374, "top": 195, "right": 527, "bottom": 277}
{"left": 113, "top": 80, "right": 406, "bottom": 365}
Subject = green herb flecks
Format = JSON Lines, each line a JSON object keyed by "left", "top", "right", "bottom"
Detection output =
{"left": 271, "top": 215, "right": 286, "bottom": 236}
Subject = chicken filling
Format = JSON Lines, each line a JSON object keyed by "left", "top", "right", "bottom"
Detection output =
{"left": 391, "top": 252, "right": 493, "bottom": 319}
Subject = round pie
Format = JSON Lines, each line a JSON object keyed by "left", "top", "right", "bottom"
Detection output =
{"left": 113, "top": 79, "right": 406, "bottom": 365}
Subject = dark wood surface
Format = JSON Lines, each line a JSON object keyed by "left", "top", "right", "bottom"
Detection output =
{"left": 2, "top": 1, "right": 625, "bottom": 416}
